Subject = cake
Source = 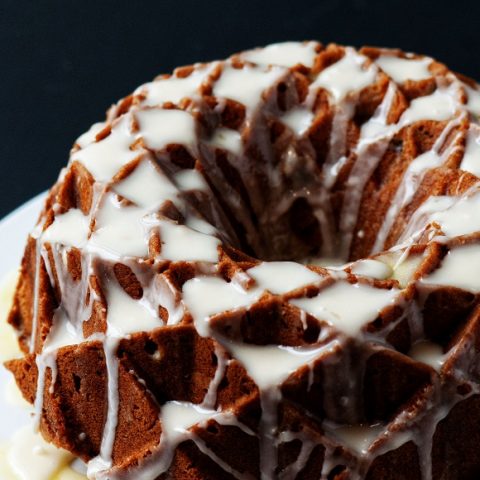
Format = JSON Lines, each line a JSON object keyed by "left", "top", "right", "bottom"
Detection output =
{"left": 5, "top": 40, "right": 480, "bottom": 479}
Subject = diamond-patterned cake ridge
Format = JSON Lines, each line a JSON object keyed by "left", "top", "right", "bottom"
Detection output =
{"left": 5, "top": 41, "right": 480, "bottom": 479}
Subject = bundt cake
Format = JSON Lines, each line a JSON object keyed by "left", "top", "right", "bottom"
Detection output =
{"left": 5, "top": 40, "right": 480, "bottom": 479}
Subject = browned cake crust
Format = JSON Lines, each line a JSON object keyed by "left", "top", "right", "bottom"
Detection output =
{"left": 5, "top": 41, "right": 480, "bottom": 479}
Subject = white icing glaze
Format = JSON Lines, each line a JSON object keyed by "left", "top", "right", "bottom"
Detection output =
{"left": 74, "top": 123, "right": 106, "bottom": 149}
{"left": 173, "top": 168, "right": 209, "bottom": 191}
{"left": 226, "top": 342, "right": 328, "bottom": 390}
{"left": 351, "top": 259, "right": 393, "bottom": 280}
{"left": 375, "top": 251, "right": 424, "bottom": 288}
{"left": 160, "top": 401, "right": 215, "bottom": 439}
{"left": 247, "top": 261, "right": 321, "bottom": 294}
{"left": 42, "top": 209, "right": 90, "bottom": 248}
{"left": 87, "top": 338, "right": 119, "bottom": 476}
{"left": 73, "top": 117, "right": 139, "bottom": 181}
{"left": 400, "top": 195, "right": 456, "bottom": 242}
{"left": 138, "top": 67, "right": 212, "bottom": 106}
{"left": 408, "top": 150, "right": 444, "bottom": 176}
{"left": 392, "top": 253, "right": 424, "bottom": 287}
{"left": 182, "top": 277, "right": 262, "bottom": 336}
{"left": 291, "top": 282, "right": 399, "bottom": 336}
{"left": 44, "top": 309, "right": 82, "bottom": 353}
{"left": 136, "top": 108, "right": 196, "bottom": 151}
{"left": 185, "top": 216, "right": 217, "bottom": 235}
{"left": 281, "top": 107, "right": 314, "bottom": 136}
{"left": 460, "top": 126, "right": 480, "bottom": 176}
{"left": 375, "top": 55, "right": 432, "bottom": 83}
{"left": 71, "top": 459, "right": 88, "bottom": 477}
{"left": 207, "top": 128, "right": 243, "bottom": 154}
{"left": 421, "top": 243, "right": 480, "bottom": 292}
{"left": 311, "top": 48, "right": 377, "bottom": 101}
{"left": 33, "top": 347, "right": 58, "bottom": 429}
{"left": 7, "top": 426, "right": 75, "bottom": 480}
{"left": 158, "top": 220, "right": 220, "bottom": 263}
{"left": 106, "top": 277, "right": 160, "bottom": 336}
{"left": 90, "top": 195, "right": 148, "bottom": 258}
{"left": 242, "top": 41, "right": 318, "bottom": 68}
{"left": 113, "top": 159, "right": 178, "bottom": 208}
{"left": 213, "top": 65, "right": 285, "bottom": 112}
{"left": 465, "top": 84, "right": 480, "bottom": 116}
{"left": 400, "top": 87, "right": 458, "bottom": 124}
{"left": 429, "top": 190, "right": 480, "bottom": 237}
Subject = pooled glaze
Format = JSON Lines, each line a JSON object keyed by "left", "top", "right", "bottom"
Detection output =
{"left": 0, "top": 276, "right": 86, "bottom": 480}
{"left": 8, "top": 427, "right": 77, "bottom": 480}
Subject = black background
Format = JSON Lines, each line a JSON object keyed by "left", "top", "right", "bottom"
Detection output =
{"left": 1, "top": 0, "right": 479, "bottom": 218}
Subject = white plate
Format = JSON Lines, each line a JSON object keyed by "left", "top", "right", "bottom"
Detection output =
{"left": 0, "top": 192, "right": 47, "bottom": 441}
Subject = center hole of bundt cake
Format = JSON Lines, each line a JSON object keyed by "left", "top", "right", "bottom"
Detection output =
{"left": 194, "top": 111, "right": 382, "bottom": 265}
{"left": 281, "top": 196, "right": 348, "bottom": 265}
{"left": 217, "top": 190, "right": 352, "bottom": 265}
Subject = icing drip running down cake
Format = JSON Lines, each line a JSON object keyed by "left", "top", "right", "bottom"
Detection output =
{"left": 5, "top": 40, "right": 480, "bottom": 479}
